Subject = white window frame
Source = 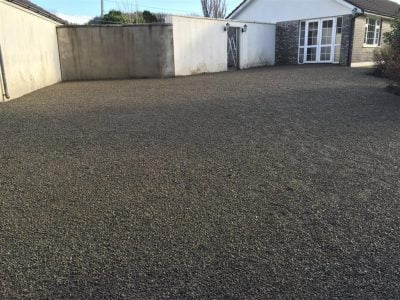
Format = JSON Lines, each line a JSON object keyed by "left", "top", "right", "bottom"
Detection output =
{"left": 334, "top": 17, "right": 343, "bottom": 63}
{"left": 298, "top": 18, "right": 338, "bottom": 64}
{"left": 364, "top": 17, "right": 381, "bottom": 47}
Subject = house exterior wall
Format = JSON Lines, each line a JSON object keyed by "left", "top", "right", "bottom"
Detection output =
{"left": 57, "top": 25, "right": 175, "bottom": 81}
{"left": 351, "top": 15, "right": 393, "bottom": 66}
{"left": 339, "top": 15, "right": 353, "bottom": 66}
{"left": 276, "top": 21, "right": 299, "bottom": 65}
{"left": 276, "top": 15, "right": 353, "bottom": 65}
{"left": 0, "top": 0, "right": 62, "bottom": 101}
{"left": 230, "top": 0, "right": 354, "bottom": 23}
{"left": 167, "top": 16, "right": 275, "bottom": 76}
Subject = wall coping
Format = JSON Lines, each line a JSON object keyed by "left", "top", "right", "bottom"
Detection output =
{"left": 58, "top": 23, "right": 172, "bottom": 28}
{"left": 168, "top": 14, "right": 276, "bottom": 26}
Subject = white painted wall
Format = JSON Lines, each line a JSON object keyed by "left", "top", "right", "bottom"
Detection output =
{"left": 230, "top": 0, "right": 355, "bottom": 23}
{"left": 0, "top": 0, "right": 62, "bottom": 101}
{"left": 239, "top": 22, "right": 276, "bottom": 69}
{"left": 167, "top": 15, "right": 275, "bottom": 76}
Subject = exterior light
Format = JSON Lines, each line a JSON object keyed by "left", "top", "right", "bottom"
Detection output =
{"left": 224, "top": 23, "right": 230, "bottom": 31}
{"left": 242, "top": 24, "right": 248, "bottom": 33}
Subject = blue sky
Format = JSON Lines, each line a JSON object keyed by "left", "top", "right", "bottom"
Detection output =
{"left": 34, "top": 0, "right": 244, "bottom": 23}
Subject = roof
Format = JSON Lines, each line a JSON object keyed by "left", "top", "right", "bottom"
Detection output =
{"left": 6, "top": 0, "right": 67, "bottom": 24}
{"left": 226, "top": 0, "right": 247, "bottom": 19}
{"left": 345, "top": 0, "right": 400, "bottom": 17}
{"left": 227, "top": 0, "right": 400, "bottom": 19}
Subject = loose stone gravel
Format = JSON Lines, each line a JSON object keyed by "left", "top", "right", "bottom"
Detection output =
{"left": 1, "top": 66, "right": 399, "bottom": 299}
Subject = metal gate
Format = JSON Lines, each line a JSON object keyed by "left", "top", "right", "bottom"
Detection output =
{"left": 227, "top": 27, "right": 240, "bottom": 70}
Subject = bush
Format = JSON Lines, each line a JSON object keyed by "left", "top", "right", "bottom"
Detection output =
{"left": 386, "top": 55, "right": 400, "bottom": 86}
{"left": 373, "top": 46, "right": 396, "bottom": 76}
{"left": 88, "top": 10, "right": 164, "bottom": 25}
{"left": 374, "top": 18, "right": 400, "bottom": 88}
{"left": 384, "top": 18, "right": 400, "bottom": 52}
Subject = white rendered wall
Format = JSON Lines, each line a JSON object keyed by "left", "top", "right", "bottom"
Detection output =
{"left": 167, "top": 15, "right": 275, "bottom": 76}
{"left": 0, "top": 0, "right": 62, "bottom": 101}
{"left": 230, "top": 0, "right": 355, "bottom": 23}
{"left": 239, "top": 22, "right": 276, "bottom": 69}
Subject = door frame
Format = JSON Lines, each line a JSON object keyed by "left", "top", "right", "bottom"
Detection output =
{"left": 304, "top": 19, "right": 320, "bottom": 63}
{"left": 227, "top": 26, "right": 240, "bottom": 70}
{"left": 300, "top": 17, "right": 337, "bottom": 64}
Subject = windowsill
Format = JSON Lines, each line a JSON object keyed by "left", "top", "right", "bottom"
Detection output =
{"left": 363, "top": 44, "right": 380, "bottom": 48}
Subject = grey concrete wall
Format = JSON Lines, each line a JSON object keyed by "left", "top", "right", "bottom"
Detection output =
{"left": 275, "top": 20, "right": 299, "bottom": 65}
{"left": 57, "top": 25, "right": 175, "bottom": 81}
{"left": 351, "top": 15, "right": 392, "bottom": 65}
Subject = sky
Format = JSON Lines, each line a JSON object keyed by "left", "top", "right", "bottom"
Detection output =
{"left": 33, "top": 0, "right": 245, "bottom": 24}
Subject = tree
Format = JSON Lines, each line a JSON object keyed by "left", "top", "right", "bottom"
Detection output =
{"left": 88, "top": 10, "right": 163, "bottom": 25}
{"left": 142, "top": 10, "right": 158, "bottom": 23}
{"left": 102, "top": 10, "right": 126, "bottom": 24}
{"left": 201, "top": 0, "right": 226, "bottom": 18}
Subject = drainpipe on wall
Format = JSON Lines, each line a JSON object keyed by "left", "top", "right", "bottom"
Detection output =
{"left": 347, "top": 8, "right": 364, "bottom": 66}
{"left": 0, "top": 43, "right": 10, "bottom": 100}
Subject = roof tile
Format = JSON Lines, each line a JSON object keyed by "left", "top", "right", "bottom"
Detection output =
{"left": 6, "top": 0, "right": 67, "bottom": 24}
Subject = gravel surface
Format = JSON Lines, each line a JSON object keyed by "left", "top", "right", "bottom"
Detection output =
{"left": 1, "top": 66, "right": 400, "bottom": 299}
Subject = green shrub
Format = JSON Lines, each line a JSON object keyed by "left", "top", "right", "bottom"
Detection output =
{"left": 386, "top": 55, "right": 400, "bottom": 86}
{"left": 374, "top": 18, "right": 400, "bottom": 88}
{"left": 373, "top": 46, "right": 396, "bottom": 76}
{"left": 384, "top": 18, "right": 400, "bottom": 52}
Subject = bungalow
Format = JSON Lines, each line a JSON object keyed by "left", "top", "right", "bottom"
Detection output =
{"left": 228, "top": 0, "right": 400, "bottom": 67}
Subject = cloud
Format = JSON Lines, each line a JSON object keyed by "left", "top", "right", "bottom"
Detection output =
{"left": 55, "top": 13, "right": 92, "bottom": 25}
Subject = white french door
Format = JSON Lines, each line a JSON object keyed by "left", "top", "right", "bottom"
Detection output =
{"left": 304, "top": 20, "right": 319, "bottom": 63}
{"left": 301, "top": 18, "right": 336, "bottom": 64}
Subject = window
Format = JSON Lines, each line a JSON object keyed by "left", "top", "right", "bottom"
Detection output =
{"left": 300, "top": 21, "right": 306, "bottom": 46}
{"left": 336, "top": 17, "right": 343, "bottom": 34}
{"left": 364, "top": 18, "right": 381, "bottom": 46}
{"left": 334, "top": 17, "right": 343, "bottom": 63}
{"left": 299, "top": 21, "right": 306, "bottom": 63}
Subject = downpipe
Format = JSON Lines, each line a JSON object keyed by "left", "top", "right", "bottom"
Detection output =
{"left": 0, "top": 43, "right": 10, "bottom": 100}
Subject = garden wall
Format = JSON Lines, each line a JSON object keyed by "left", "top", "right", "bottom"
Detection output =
{"left": 57, "top": 24, "right": 175, "bottom": 81}
{"left": 0, "top": 0, "right": 62, "bottom": 101}
{"left": 167, "top": 16, "right": 276, "bottom": 76}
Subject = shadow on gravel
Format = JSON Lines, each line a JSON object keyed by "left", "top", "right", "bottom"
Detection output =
{"left": 1, "top": 66, "right": 400, "bottom": 299}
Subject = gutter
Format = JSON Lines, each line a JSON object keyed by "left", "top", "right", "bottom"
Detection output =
{"left": 363, "top": 10, "right": 397, "bottom": 19}
{"left": 0, "top": 44, "right": 10, "bottom": 99}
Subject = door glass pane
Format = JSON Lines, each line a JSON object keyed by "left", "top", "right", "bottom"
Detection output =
{"left": 306, "top": 48, "right": 317, "bottom": 61}
{"left": 320, "top": 46, "right": 331, "bottom": 61}
{"left": 307, "top": 21, "right": 319, "bottom": 46}
{"left": 321, "top": 20, "right": 333, "bottom": 45}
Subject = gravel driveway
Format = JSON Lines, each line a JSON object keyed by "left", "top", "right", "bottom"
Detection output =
{"left": 1, "top": 66, "right": 399, "bottom": 298}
